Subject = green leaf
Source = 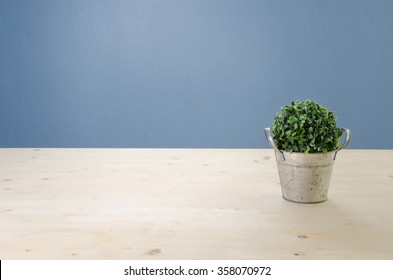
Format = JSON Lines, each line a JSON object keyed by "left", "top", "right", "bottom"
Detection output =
{"left": 271, "top": 99, "right": 340, "bottom": 153}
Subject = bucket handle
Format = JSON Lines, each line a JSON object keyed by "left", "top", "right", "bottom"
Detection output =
{"left": 334, "top": 128, "right": 351, "bottom": 160}
{"left": 265, "top": 127, "right": 351, "bottom": 161}
{"left": 264, "top": 127, "right": 285, "bottom": 160}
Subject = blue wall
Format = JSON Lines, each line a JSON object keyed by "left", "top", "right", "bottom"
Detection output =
{"left": 1, "top": 0, "right": 392, "bottom": 148}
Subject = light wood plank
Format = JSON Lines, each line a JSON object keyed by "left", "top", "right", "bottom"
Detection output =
{"left": 0, "top": 149, "right": 392, "bottom": 259}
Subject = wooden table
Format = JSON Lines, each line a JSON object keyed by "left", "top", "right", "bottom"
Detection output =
{"left": 1, "top": 149, "right": 392, "bottom": 260}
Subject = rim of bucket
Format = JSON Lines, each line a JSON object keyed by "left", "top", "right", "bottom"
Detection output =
{"left": 264, "top": 127, "right": 351, "bottom": 161}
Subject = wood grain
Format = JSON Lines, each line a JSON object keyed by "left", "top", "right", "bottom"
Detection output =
{"left": 0, "top": 149, "right": 392, "bottom": 259}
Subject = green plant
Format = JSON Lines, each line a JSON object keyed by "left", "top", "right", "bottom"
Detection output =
{"left": 272, "top": 100, "right": 343, "bottom": 153}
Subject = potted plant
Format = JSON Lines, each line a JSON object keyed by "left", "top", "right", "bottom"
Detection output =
{"left": 264, "top": 100, "right": 351, "bottom": 203}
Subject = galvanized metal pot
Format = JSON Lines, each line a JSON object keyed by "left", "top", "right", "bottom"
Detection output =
{"left": 264, "top": 127, "right": 351, "bottom": 204}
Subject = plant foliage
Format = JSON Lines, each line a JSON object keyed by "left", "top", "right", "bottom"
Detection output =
{"left": 272, "top": 100, "right": 343, "bottom": 153}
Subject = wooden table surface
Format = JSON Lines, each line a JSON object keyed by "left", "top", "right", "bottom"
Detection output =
{"left": 0, "top": 149, "right": 392, "bottom": 260}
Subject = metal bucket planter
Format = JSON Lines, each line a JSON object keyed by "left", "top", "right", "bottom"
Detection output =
{"left": 264, "top": 127, "right": 351, "bottom": 204}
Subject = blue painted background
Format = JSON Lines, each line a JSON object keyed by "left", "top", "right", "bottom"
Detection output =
{"left": 1, "top": 0, "right": 392, "bottom": 148}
